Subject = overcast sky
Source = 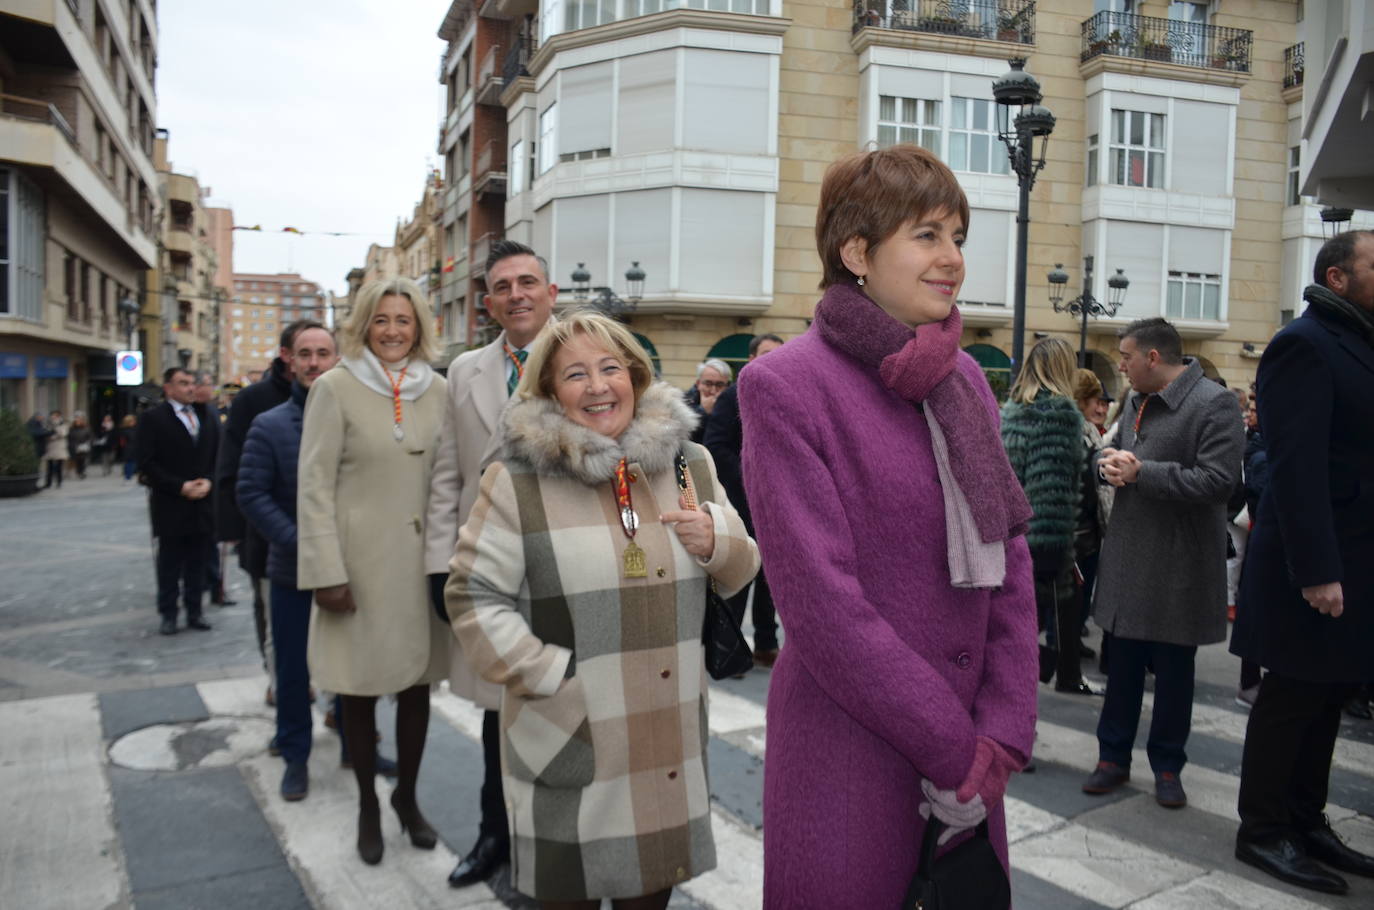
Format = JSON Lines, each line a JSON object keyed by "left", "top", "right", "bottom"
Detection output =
{"left": 156, "top": 0, "right": 449, "bottom": 296}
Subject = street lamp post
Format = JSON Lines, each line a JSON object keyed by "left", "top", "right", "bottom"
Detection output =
{"left": 570, "top": 261, "right": 647, "bottom": 320}
{"left": 993, "top": 58, "right": 1055, "bottom": 380}
{"left": 117, "top": 293, "right": 140, "bottom": 350}
{"left": 1319, "top": 205, "right": 1354, "bottom": 240}
{"left": 1047, "top": 257, "right": 1129, "bottom": 367}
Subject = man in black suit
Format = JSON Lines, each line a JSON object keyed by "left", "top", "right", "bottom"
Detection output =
{"left": 137, "top": 367, "right": 219, "bottom": 636}
{"left": 704, "top": 332, "right": 784, "bottom": 666}
{"left": 1232, "top": 230, "right": 1374, "bottom": 895}
{"left": 194, "top": 371, "right": 232, "bottom": 606}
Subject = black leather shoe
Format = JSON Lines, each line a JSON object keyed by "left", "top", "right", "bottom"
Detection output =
{"left": 159, "top": 617, "right": 177, "bottom": 636}
{"left": 1054, "top": 681, "right": 1103, "bottom": 696}
{"left": 1082, "top": 761, "right": 1130, "bottom": 795}
{"left": 448, "top": 835, "right": 507, "bottom": 887}
{"left": 1301, "top": 821, "right": 1374, "bottom": 878}
{"left": 1154, "top": 772, "right": 1187, "bottom": 808}
{"left": 1236, "top": 835, "right": 1348, "bottom": 894}
{"left": 186, "top": 616, "right": 212, "bottom": 631}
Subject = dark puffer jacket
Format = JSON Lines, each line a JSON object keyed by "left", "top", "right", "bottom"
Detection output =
{"left": 1000, "top": 392, "right": 1085, "bottom": 571}
{"left": 236, "top": 382, "right": 306, "bottom": 589}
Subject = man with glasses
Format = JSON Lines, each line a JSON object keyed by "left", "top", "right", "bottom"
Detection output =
{"left": 426, "top": 239, "right": 557, "bottom": 889}
{"left": 685, "top": 358, "right": 731, "bottom": 443}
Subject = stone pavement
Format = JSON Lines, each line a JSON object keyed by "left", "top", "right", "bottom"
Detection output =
{"left": 2, "top": 472, "right": 1372, "bottom": 909}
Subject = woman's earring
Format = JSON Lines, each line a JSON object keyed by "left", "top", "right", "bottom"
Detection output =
{"left": 857, "top": 276, "right": 866, "bottom": 287}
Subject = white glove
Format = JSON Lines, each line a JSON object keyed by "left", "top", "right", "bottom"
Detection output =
{"left": 919, "top": 778, "right": 988, "bottom": 845}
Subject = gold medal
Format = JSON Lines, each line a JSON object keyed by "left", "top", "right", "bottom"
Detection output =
{"left": 623, "top": 540, "right": 647, "bottom": 578}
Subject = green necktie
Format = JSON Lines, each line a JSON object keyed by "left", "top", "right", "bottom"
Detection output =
{"left": 507, "top": 349, "right": 527, "bottom": 396}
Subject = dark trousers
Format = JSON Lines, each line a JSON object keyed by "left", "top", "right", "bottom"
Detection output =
{"left": 270, "top": 584, "right": 313, "bottom": 765}
{"left": 1096, "top": 635, "right": 1198, "bottom": 773}
{"left": 156, "top": 532, "right": 210, "bottom": 619}
{"left": 205, "top": 540, "right": 223, "bottom": 601}
{"left": 1036, "top": 563, "right": 1083, "bottom": 688}
{"left": 1237, "top": 672, "right": 1353, "bottom": 842}
{"left": 44, "top": 459, "right": 63, "bottom": 488}
{"left": 480, "top": 709, "right": 509, "bottom": 843}
{"left": 727, "top": 565, "right": 778, "bottom": 652}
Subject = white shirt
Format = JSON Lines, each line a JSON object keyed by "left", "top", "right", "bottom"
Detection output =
{"left": 176, "top": 403, "right": 199, "bottom": 439}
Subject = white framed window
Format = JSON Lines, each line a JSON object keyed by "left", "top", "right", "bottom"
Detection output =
{"left": 1086, "top": 133, "right": 1099, "bottom": 186}
{"left": 877, "top": 95, "right": 941, "bottom": 152}
{"left": 1110, "top": 109, "right": 1165, "bottom": 188}
{"left": 1166, "top": 271, "right": 1221, "bottom": 320}
{"left": 538, "top": 104, "right": 558, "bottom": 174}
{"left": 947, "top": 97, "right": 1009, "bottom": 175}
{"left": 1287, "top": 146, "right": 1301, "bottom": 206}
{"left": 565, "top": 0, "right": 614, "bottom": 31}
{"left": 683, "top": 0, "right": 769, "bottom": 11}
{"left": 510, "top": 139, "right": 526, "bottom": 197}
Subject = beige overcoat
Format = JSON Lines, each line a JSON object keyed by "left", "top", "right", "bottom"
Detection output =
{"left": 298, "top": 366, "right": 451, "bottom": 695}
{"left": 424, "top": 332, "right": 511, "bottom": 709}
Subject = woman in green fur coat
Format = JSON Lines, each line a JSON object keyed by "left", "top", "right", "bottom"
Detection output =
{"left": 1001, "top": 338, "right": 1094, "bottom": 694}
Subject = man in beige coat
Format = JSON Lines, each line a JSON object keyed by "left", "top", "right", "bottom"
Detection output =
{"left": 425, "top": 238, "right": 557, "bottom": 888}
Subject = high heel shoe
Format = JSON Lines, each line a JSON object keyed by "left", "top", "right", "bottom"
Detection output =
{"left": 390, "top": 792, "right": 438, "bottom": 849}
{"left": 357, "top": 804, "right": 384, "bottom": 865}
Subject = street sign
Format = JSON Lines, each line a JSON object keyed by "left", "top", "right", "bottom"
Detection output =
{"left": 116, "top": 350, "right": 143, "bottom": 386}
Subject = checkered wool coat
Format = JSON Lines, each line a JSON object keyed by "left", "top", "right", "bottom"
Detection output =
{"left": 445, "top": 381, "right": 760, "bottom": 902}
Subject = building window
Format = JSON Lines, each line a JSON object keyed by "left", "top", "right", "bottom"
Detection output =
{"left": 1110, "top": 109, "right": 1165, "bottom": 188}
{"left": 1166, "top": 271, "right": 1221, "bottom": 320}
{"left": 539, "top": 105, "right": 558, "bottom": 174}
{"left": 64, "top": 252, "right": 78, "bottom": 320}
{"left": 566, "top": 0, "right": 615, "bottom": 31}
{"left": 0, "top": 168, "right": 44, "bottom": 320}
{"left": 1086, "top": 133, "right": 1099, "bottom": 186}
{"left": 510, "top": 139, "right": 526, "bottom": 196}
{"left": 877, "top": 96, "right": 941, "bottom": 153}
{"left": 1287, "top": 146, "right": 1301, "bottom": 206}
{"left": 947, "top": 97, "right": 1009, "bottom": 175}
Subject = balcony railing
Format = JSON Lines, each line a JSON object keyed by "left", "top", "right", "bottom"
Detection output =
{"left": 1284, "top": 42, "right": 1304, "bottom": 89}
{"left": 476, "top": 44, "right": 503, "bottom": 106}
{"left": 853, "top": 0, "right": 1035, "bottom": 45}
{"left": 475, "top": 139, "right": 507, "bottom": 182}
{"left": 472, "top": 232, "right": 497, "bottom": 278}
{"left": 0, "top": 93, "right": 76, "bottom": 145}
{"left": 503, "top": 35, "right": 537, "bottom": 85}
{"left": 1080, "top": 11, "right": 1251, "bottom": 73}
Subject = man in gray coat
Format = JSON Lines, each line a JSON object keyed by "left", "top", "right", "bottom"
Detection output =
{"left": 1081, "top": 317, "right": 1244, "bottom": 809}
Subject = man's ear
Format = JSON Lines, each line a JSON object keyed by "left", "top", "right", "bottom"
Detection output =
{"left": 1326, "top": 266, "right": 1349, "bottom": 297}
{"left": 839, "top": 236, "right": 869, "bottom": 280}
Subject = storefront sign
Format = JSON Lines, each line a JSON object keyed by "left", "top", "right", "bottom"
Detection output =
{"left": 34, "top": 356, "right": 69, "bottom": 378}
{"left": 0, "top": 353, "right": 27, "bottom": 379}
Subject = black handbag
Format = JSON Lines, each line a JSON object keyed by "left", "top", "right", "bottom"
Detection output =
{"left": 675, "top": 451, "right": 755, "bottom": 680}
{"left": 902, "top": 819, "right": 1010, "bottom": 910}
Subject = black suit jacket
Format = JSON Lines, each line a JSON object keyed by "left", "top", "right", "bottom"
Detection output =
{"left": 703, "top": 382, "right": 751, "bottom": 531}
{"left": 215, "top": 359, "right": 291, "bottom": 573}
{"left": 1231, "top": 304, "right": 1374, "bottom": 682}
{"left": 136, "top": 401, "right": 219, "bottom": 539}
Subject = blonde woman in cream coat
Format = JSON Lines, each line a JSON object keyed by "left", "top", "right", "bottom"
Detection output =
{"left": 298, "top": 277, "right": 450, "bottom": 866}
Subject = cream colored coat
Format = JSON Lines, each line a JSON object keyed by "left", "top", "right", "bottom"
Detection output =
{"left": 424, "top": 333, "right": 513, "bottom": 709}
{"left": 298, "top": 366, "right": 451, "bottom": 696}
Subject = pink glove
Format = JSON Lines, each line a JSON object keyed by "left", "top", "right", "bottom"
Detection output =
{"left": 955, "top": 735, "right": 1022, "bottom": 807}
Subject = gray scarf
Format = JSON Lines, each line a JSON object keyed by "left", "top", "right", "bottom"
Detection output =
{"left": 1304, "top": 284, "right": 1374, "bottom": 347}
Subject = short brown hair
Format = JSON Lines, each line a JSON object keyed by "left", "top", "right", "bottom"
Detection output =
{"left": 815, "top": 144, "right": 970, "bottom": 289}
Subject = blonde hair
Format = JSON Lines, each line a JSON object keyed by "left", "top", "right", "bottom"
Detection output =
{"left": 1009, "top": 337, "right": 1077, "bottom": 404}
{"left": 516, "top": 309, "right": 655, "bottom": 402}
{"left": 340, "top": 277, "right": 438, "bottom": 362}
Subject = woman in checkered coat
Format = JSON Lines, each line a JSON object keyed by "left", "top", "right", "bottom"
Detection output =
{"left": 445, "top": 311, "right": 760, "bottom": 909}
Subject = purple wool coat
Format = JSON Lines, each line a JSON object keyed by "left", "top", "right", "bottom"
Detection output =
{"left": 739, "top": 323, "right": 1038, "bottom": 909}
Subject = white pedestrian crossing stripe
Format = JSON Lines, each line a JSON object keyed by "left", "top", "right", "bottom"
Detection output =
{"left": 3, "top": 677, "right": 1370, "bottom": 909}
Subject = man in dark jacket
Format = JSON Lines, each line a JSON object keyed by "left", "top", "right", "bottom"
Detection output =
{"left": 136, "top": 367, "right": 220, "bottom": 635}
{"left": 217, "top": 322, "right": 314, "bottom": 702}
{"left": 1231, "top": 231, "right": 1374, "bottom": 895}
{"left": 705, "top": 333, "right": 783, "bottom": 666}
{"left": 1083, "top": 318, "right": 1244, "bottom": 809}
{"left": 683, "top": 358, "right": 731, "bottom": 444}
{"left": 25, "top": 413, "right": 51, "bottom": 460}
{"left": 238, "top": 325, "right": 336, "bottom": 802}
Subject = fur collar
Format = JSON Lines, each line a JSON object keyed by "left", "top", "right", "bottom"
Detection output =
{"left": 496, "top": 381, "right": 700, "bottom": 485}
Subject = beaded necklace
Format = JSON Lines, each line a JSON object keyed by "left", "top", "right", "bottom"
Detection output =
{"left": 381, "top": 362, "right": 409, "bottom": 441}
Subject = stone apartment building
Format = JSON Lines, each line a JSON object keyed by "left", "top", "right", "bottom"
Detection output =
{"left": 146, "top": 129, "right": 220, "bottom": 383}
{"left": 224, "top": 272, "right": 326, "bottom": 383}
{"left": 0, "top": 0, "right": 160, "bottom": 420}
{"left": 432, "top": 0, "right": 1363, "bottom": 392}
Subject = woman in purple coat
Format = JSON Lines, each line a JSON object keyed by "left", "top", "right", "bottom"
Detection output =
{"left": 738, "top": 145, "right": 1039, "bottom": 908}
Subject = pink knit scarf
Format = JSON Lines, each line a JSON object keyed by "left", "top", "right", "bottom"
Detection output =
{"left": 813, "top": 281, "right": 1031, "bottom": 548}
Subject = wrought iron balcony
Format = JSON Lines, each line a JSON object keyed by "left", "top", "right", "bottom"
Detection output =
{"left": 503, "top": 35, "right": 537, "bottom": 85}
{"left": 1284, "top": 42, "right": 1304, "bottom": 89}
{"left": 853, "top": 0, "right": 1035, "bottom": 45}
{"left": 1081, "top": 11, "right": 1251, "bottom": 72}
